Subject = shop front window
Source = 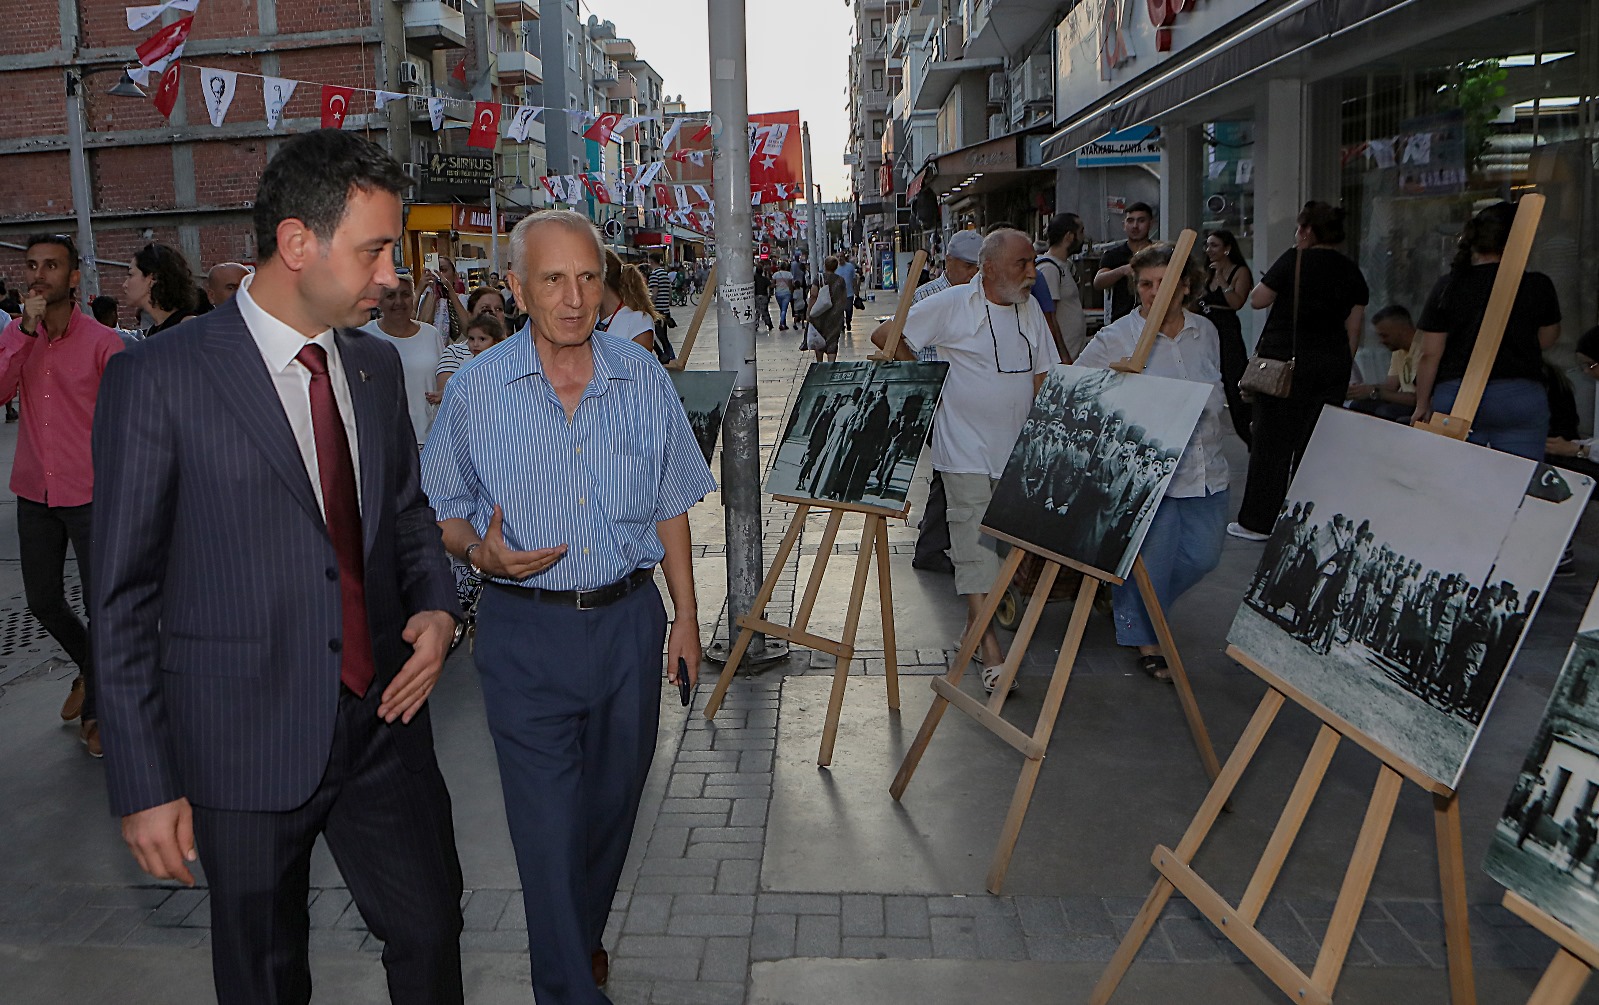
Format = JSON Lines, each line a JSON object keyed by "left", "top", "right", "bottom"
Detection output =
{"left": 1201, "top": 120, "right": 1257, "bottom": 265}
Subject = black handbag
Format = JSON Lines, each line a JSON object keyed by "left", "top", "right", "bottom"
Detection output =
{"left": 1238, "top": 249, "right": 1300, "bottom": 401}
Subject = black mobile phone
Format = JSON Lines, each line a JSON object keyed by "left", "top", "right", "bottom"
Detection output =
{"left": 677, "top": 657, "right": 692, "bottom": 707}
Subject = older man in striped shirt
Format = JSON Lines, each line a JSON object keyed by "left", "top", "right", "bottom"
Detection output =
{"left": 422, "top": 210, "right": 715, "bottom": 1004}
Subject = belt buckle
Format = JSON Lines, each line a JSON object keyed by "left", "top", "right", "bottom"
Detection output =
{"left": 575, "top": 588, "right": 599, "bottom": 611}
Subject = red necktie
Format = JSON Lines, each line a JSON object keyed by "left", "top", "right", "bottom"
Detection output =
{"left": 296, "top": 343, "right": 375, "bottom": 697}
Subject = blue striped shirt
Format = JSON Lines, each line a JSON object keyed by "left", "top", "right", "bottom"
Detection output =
{"left": 420, "top": 326, "right": 717, "bottom": 590}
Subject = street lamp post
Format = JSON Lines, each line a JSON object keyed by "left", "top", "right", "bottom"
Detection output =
{"left": 63, "top": 65, "right": 147, "bottom": 302}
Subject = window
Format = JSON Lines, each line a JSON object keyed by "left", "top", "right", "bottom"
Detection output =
{"left": 872, "top": 119, "right": 885, "bottom": 139}
{"left": 870, "top": 18, "right": 883, "bottom": 38}
{"left": 566, "top": 32, "right": 577, "bottom": 71}
{"left": 871, "top": 68, "right": 884, "bottom": 91}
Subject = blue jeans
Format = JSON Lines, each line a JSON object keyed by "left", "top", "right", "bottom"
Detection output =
{"left": 776, "top": 291, "right": 792, "bottom": 326}
{"left": 1431, "top": 378, "right": 1549, "bottom": 461}
{"left": 1112, "top": 490, "right": 1229, "bottom": 648}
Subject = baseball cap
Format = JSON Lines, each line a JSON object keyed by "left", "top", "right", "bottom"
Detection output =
{"left": 946, "top": 229, "right": 982, "bottom": 263}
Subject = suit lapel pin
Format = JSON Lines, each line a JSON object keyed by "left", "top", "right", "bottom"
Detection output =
{"left": 360, "top": 370, "right": 370, "bottom": 382}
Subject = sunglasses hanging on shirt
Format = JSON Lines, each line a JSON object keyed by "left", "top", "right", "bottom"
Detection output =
{"left": 984, "top": 303, "right": 1034, "bottom": 374}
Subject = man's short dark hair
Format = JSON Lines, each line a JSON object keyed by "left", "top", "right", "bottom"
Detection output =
{"left": 1371, "top": 304, "right": 1413, "bottom": 326}
{"left": 1125, "top": 202, "right": 1154, "bottom": 218}
{"left": 25, "top": 232, "right": 80, "bottom": 270}
{"left": 91, "top": 295, "right": 119, "bottom": 327}
{"left": 253, "top": 130, "right": 409, "bottom": 262}
{"left": 1047, "top": 213, "right": 1082, "bottom": 246}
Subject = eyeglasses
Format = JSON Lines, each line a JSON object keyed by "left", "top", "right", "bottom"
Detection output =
{"left": 984, "top": 303, "right": 1034, "bottom": 374}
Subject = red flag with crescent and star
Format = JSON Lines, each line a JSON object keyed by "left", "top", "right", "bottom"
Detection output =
{"left": 136, "top": 15, "right": 192, "bottom": 68}
{"left": 467, "top": 101, "right": 500, "bottom": 149}
{"left": 151, "top": 60, "right": 182, "bottom": 118}
{"left": 320, "top": 85, "right": 353, "bottom": 129}
{"left": 583, "top": 112, "right": 621, "bottom": 145}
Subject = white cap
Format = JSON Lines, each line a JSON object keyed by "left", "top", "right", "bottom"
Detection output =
{"left": 946, "top": 229, "right": 982, "bottom": 263}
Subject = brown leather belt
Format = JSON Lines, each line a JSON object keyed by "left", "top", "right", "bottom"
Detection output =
{"left": 492, "top": 567, "right": 654, "bottom": 610}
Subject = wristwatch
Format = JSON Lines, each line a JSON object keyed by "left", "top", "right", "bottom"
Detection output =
{"left": 1580, "top": 443, "right": 1591, "bottom": 460}
{"left": 464, "top": 541, "right": 485, "bottom": 574}
{"left": 1368, "top": 387, "right": 1379, "bottom": 401}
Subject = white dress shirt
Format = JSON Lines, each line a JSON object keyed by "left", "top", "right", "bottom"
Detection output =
{"left": 235, "top": 273, "right": 362, "bottom": 516}
{"left": 1077, "top": 307, "right": 1228, "bottom": 498}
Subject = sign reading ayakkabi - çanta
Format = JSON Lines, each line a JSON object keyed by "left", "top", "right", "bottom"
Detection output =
{"left": 1077, "top": 125, "right": 1162, "bottom": 168}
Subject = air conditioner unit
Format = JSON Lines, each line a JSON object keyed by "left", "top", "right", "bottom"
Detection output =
{"left": 986, "top": 72, "right": 1005, "bottom": 106}
{"left": 987, "top": 113, "right": 1005, "bottom": 138}
{"left": 1020, "top": 52, "right": 1052, "bottom": 105}
{"left": 398, "top": 61, "right": 424, "bottom": 87}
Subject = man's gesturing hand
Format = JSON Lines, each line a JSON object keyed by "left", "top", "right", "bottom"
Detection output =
{"left": 20, "top": 291, "right": 47, "bottom": 335}
{"left": 473, "top": 505, "right": 567, "bottom": 580}
{"left": 380, "top": 610, "right": 457, "bottom": 724}
{"left": 121, "top": 797, "right": 197, "bottom": 886}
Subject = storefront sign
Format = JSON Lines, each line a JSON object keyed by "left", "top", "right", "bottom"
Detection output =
{"left": 936, "top": 135, "right": 1019, "bottom": 177}
{"left": 879, "top": 248, "right": 896, "bottom": 291}
{"left": 1396, "top": 110, "right": 1467, "bottom": 196}
{"left": 451, "top": 205, "right": 506, "bottom": 234}
{"left": 420, "top": 152, "right": 493, "bottom": 200}
{"left": 1077, "top": 125, "right": 1162, "bottom": 167}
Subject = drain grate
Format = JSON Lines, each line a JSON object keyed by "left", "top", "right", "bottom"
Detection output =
{"left": 0, "top": 580, "right": 81, "bottom": 676}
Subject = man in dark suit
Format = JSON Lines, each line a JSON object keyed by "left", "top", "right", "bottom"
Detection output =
{"left": 92, "top": 130, "right": 465, "bottom": 1005}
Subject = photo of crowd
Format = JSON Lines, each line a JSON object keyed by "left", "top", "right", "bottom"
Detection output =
{"left": 982, "top": 365, "right": 1208, "bottom": 579}
{"left": 669, "top": 369, "right": 737, "bottom": 466}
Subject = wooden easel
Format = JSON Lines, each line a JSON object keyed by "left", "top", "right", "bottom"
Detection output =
{"left": 1502, "top": 891, "right": 1599, "bottom": 1005}
{"left": 702, "top": 495, "right": 903, "bottom": 766}
{"left": 889, "top": 229, "right": 1222, "bottom": 894}
{"left": 1092, "top": 194, "right": 1547, "bottom": 1005}
{"left": 664, "top": 263, "right": 716, "bottom": 371}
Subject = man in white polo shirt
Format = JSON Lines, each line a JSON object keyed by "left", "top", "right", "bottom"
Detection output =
{"left": 873, "top": 227, "right": 1057, "bottom": 692}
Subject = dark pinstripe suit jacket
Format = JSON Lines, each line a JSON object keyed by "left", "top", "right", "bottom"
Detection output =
{"left": 91, "top": 298, "right": 459, "bottom": 818}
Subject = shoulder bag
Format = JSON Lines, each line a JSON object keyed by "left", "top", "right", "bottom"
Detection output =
{"left": 1238, "top": 248, "right": 1300, "bottom": 401}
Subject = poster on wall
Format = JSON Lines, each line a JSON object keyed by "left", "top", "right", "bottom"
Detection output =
{"left": 1229, "top": 407, "right": 1591, "bottom": 788}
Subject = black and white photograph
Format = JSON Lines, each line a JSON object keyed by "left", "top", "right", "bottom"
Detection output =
{"left": 765, "top": 360, "right": 948, "bottom": 509}
{"left": 669, "top": 369, "right": 738, "bottom": 466}
{"left": 1230, "top": 407, "right": 1591, "bottom": 787}
{"left": 981, "top": 365, "right": 1209, "bottom": 579}
{"left": 1485, "top": 584, "right": 1599, "bottom": 945}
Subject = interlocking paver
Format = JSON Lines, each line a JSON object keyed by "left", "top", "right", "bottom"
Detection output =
{"left": 751, "top": 912, "right": 796, "bottom": 960}
{"left": 841, "top": 894, "right": 884, "bottom": 937}
{"left": 794, "top": 913, "right": 841, "bottom": 957}
{"left": 884, "top": 895, "right": 931, "bottom": 938}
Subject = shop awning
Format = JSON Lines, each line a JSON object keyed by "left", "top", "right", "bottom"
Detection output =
{"left": 1041, "top": 0, "right": 1420, "bottom": 165}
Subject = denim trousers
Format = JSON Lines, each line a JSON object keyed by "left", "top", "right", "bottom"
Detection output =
{"left": 1112, "top": 490, "right": 1230, "bottom": 648}
{"left": 1431, "top": 378, "right": 1549, "bottom": 461}
{"left": 776, "top": 291, "right": 792, "bottom": 326}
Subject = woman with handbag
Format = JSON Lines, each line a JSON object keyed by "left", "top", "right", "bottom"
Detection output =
{"left": 1200, "top": 229, "right": 1254, "bottom": 445}
{"left": 805, "top": 256, "right": 850, "bottom": 362}
{"left": 1229, "top": 202, "right": 1369, "bottom": 541}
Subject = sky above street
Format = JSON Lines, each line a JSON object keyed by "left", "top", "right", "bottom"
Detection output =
{"left": 584, "top": 0, "right": 856, "bottom": 201}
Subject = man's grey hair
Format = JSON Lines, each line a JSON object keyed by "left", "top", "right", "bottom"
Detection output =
{"left": 510, "top": 209, "right": 606, "bottom": 277}
{"left": 978, "top": 227, "right": 1029, "bottom": 269}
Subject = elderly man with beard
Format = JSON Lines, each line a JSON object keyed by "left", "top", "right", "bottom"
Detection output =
{"left": 874, "top": 227, "right": 1058, "bottom": 692}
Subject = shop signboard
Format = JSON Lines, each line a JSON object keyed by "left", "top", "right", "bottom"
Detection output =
{"left": 420, "top": 152, "right": 493, "bottom": 201}
{"left": 451, "top": 205, "right": 506, "bottom": 234}
{"left": 1396, "top": 110, "right": 1468, "bottom": 196}
{"left": 1077, "top": 125, "right": 1162, "bottom": 168}
{"left": 879, "top": 248, "right": 897, "bottom": 290}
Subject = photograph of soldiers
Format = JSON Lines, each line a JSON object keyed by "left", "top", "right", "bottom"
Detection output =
{"left": 767, "top": 360, "right": 948, "bottom": 509}
{"left": 669, "top": 370, "right": 738, "bottom": 467}
{"left": 1230, "top": 408, "right": 1588, "bottom": 788}
{"left": 982, "top": 365, "right": 1208, "bottom": 579}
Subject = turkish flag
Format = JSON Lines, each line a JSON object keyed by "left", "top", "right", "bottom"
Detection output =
{"left": 152, "top": 60, "right": 182, "bottom": 118}
{"left": 136, "top": 15, "right": 192, "bottom": 67}
{"left": 541, "top": 176, "right": 562, "bottom": 202}
{"left": 467, "top": 101, "right": 500, "bottom": 149}
{"left": 691, "top": 122, "right": 712, "bottom": 143}
{"left": 451, "top": 58, "right": 467, "bottom": 84}
{"left": 652, "top": 184, "right": 671, "bottom": 206}
{"left": 583, "top": 112, "right": 621, "bottom": 145}
{"left": 581, "top": 174, "right": 612, "bottom": 204}
{"left": 321, "top": 85, "right": 353, "bottom": 129}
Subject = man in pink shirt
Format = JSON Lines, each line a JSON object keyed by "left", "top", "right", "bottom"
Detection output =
{"left": 0, "top": 234, "right": 124, "bottom": 756}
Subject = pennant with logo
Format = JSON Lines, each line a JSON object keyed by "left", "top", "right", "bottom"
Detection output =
{"left": 197, "top": 67, "right": 237, "bottom": 127}
{"left": 125, "top": 0, "right": 199, "bottom": 31}
{"left": 505, "top": 105, "right": 540, "bottom": 142}
{"left": 563, "top": 176, "right": 584, "bottom": 204}
{"left": 690, "top": 184, "right": 709, "bottom": 206}
{"left": 467, "top": 100, "right": 500, "bottom": 148}
{"left": 583, "top": 112, "right": 622, "bottom": 145}
{"left": 130, "top": 15, "right": 193, "bottom": 83}
{"left": 660, "top": 117, "right": 685, "bottom": 150}
{"left": 612, "top": 115, "right": 647, "bottom": 136}
{"left": 687, "top": 150, "right": 706, "bottom": 167}
{"left": 263, "top": 76, "right": 297, "bottom": 130}
{"left": 672, "top": 185, "right": 690, "bottom": 210}
{"left": 428, "top": 96, "right": 446, "bottom": 132}
{"left": 751, "top": 188, "right": 764, "bottom": 207}
{"left": 151, "top": 60, "right": 182, "bottom": 118}
{"left": 320, "top": 84, "right": 354, "bottom": 129}
{"left": 691, "top": 121, "right": 712, "bottom": 143}
{"left": 636, "top": 161, "right": 665, "bottom": 188}
{"left": 373, "top": 90, "right": 407, "bottom": 110}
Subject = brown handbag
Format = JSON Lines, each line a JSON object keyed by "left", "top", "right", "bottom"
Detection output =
{"left": 1238, "top": 248, "right": 1300, "bottom": 401}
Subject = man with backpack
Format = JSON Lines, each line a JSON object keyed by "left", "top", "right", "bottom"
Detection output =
{"left": 1038, "top": 214, "right": 1088, "bottom": 361}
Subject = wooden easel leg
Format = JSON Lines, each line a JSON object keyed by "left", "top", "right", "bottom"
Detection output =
{"left": 983, "top": 561, "right": 1061, "bottom": 712}
{"left": 1527, "top": 950, "right": 1593, "bottom": 1005}
{"left": 791, "top": 508, "right": 846, "bottom": 636}
{"left": 985, "top": 576, "right": 1097, "bottom": 894}
{"left": 1092, "top": 689, "right": 1287, "bottom": 1005}
{"left": 1236, "top": 725, "right": 1342, "bottom": 923}
{"left": 889, "top": 549, "right": 1025, "bottom": 800}
{"left": 1132, "top": 556, "right": 1221, "bottom": 782}
{"left": 705, "top": 504, "right": 809, "bottom": 719}
{"left": 1435, "top": 792, "right": 1479, "bottom": 1005}
{"left": 874, "top": 515, "right": 899, "bottom": 712}
{"left": 817, "top": 516, "right": 880, "bottom": 767}
{"left": 1310, "top": 765, "right": 1403, "bottom": 995}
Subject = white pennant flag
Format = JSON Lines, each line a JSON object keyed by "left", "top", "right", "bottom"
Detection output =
{"left": 125, "top": 0, "right": 199, "bottom": 31}
{"left": 505, "top": 105, "right": 540, "bottom": 142}
{"left": 762, "top": 122, "right": 790, "bottom": 157}
{"left": 687, "top": 150, "right": 706, "bottom": 167}
{"left": 373, "top": 90, "right": 407, "bottom": 110}
{"left": 672, "top": 185, "right": 690, "bottom": 210}
{"left": 635, "top": 161, "right": 665, "bottom": 188}
{"left": 428, "top": 97, "right": 446, "bottom": 132}
{"left": 564, "top": 176, "right": 584, "bottom": 203}
{"left": 690, "top": 184, "right": 710, "bottom": 206}
{"left": 263, "top": 76, "right": 297, "bottom": 130}
{"left": 612, "top": 115, "right": 647, "bottom": 136}
{"left": 660, "top": 117, "right": 686, "bottom": 150}
{"left": 197, "top": 67, "right": 237, "bottom": 127}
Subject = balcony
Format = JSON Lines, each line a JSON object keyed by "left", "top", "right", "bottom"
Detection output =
{"left": 497, "top": 48, "right": 543, "bottom": 83}
{"left": 889, "top": 8, "right": 932, "bottom": 58}
{"left": 493, "top": 0, "right": 538, "bottom": 19}
{"left": 961, "top": 0, "right": 1061, "bottom": 62}
{"left": 403, "top": 0, "right": 466, "bottom": 50}
{"left": 592, "top": 59, "right": 621, "bottom": 90}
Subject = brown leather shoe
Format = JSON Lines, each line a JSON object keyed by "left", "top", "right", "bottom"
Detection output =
{"left": 60, "top": 675, "right": 84, "bottom": 721}
{"left": 591, "top": 948, "right": 608, "bottom": 987}
{"left": 79, "top": 719, "right": 102, "bottom": 758}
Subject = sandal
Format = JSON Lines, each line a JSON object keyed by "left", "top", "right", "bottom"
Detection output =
{"left": 982, "top": 665, "right": 1019, "bottom": 694}
{"left": 1138, "top": 654, "right": 1173, "bottom": 682}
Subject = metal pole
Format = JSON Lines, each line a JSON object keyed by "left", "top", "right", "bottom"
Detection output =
{"left": 802, "top": 122, "right": 824, "bottom": 278}
{"left": 707, "top": 0, "right": 776, "bottom": 664}
{"left": 490, "top": 181, "right": 500, "bottom": 275}
{"left": 64, "top": 70, "right": 100, "bottom": 300}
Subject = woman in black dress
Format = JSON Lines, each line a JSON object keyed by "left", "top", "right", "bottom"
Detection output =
{"left": 1198, "top": 229, "right": 1254, "bottom": 445}
{"left": 1229, "top": 202, "right": 1369, "bottom": 540}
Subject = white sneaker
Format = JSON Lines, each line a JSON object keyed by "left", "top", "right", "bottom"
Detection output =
{"left": 1226, "top": 522, "right": 1270, "bottom": 542}
{"left": 982, "top": 665, "right": 1019, "bottom": 694}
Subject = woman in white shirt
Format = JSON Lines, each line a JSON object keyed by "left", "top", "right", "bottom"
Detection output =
{"left": 361, "top": 272, "right": 443, "bottom": 446}
{"left": 598, "top": 250, "right": 666, "bottom": 362}
{"left": 1076, "top": 245, "right": 1230, "bottom": 681}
